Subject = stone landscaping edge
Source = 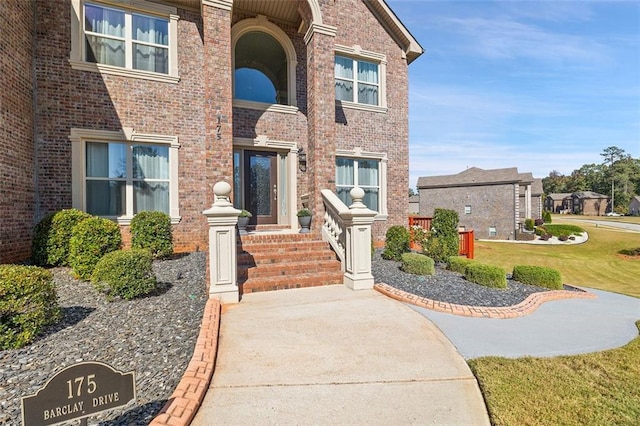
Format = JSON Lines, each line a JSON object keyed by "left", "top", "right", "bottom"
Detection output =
{"left": 374, "top": 283, "right": 597, "bottom": 318}
{"left": 150, "top": 298, "right": 221, "bottom": 426}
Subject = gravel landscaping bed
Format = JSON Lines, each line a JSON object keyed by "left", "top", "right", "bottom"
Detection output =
{"left": 0, "top": 252, "right": 207, "bottom": 425}
{"left": 372, "top": 250, "right": 577, "bottom": 307}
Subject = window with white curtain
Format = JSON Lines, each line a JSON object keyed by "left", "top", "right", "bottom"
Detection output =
{"left": 83, "top": 2, "right": 170, "bottom": 74}
{"left": 335, "top": 55, "right": 379, "bottom": 106}
{"left": 336, "top": 157, "right": 380, "bottom": 211}
{"left": 85, "top": 142, "right": 170, "bottom": 217}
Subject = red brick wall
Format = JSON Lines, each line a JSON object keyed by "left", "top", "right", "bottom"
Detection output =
{"left": 33, "top": 2, "right": 210, "bottom": 254}
{"left": 332, "top": 0, "right": 411, "bottom": 242}
{"left": 0, "top": 0, "right": 36, "bottom": 263}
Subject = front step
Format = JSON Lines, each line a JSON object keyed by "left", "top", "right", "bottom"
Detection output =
{"left": 237, "top": 233, "right": 343, "bottom": 294}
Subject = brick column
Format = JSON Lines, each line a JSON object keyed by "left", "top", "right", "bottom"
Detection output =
{"left": 305, "top": 24, "right": 337, "bottom": 233}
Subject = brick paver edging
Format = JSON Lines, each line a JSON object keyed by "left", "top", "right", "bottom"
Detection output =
{"left": 150, "top": 298, "right": 221, "bottom": 426}
{"left": 374, "top": 283, "right": 597, "bottom": 318}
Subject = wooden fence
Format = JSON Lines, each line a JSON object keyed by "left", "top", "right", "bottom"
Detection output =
{"left": 408, "top": 216, "right": 475, "bottom": 259}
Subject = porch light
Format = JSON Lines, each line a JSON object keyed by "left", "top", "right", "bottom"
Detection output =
{"left": 298, "top": 148, "right": 307, "bottom": 172}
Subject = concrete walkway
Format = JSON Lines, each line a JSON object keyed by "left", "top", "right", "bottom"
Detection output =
{"left": 410, "top": 288, "right": 640, "bottom": 359}
{"left": 191, "top": 285, "right": 490, "bottom": 425}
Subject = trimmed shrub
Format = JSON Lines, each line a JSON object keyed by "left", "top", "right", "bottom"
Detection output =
{"left": 512, "top": 265, "right": 563, "bottom": 290}
{"left": 447, "top": 256, "right": 474, "bottom": 274}
{"left": 92, "top": 249, "right": 157, "bottom": 300}
{"left": 524, "top": 218, "right": 535, "bottom": 231}
{"left": 130, "top": 211, "right": 173, "bottom": 259}
{"left": 543, "top": 210, "right": 552, "bottom": 223}
{"left": 423, "top": 208, "right": 459, "bottom": 263}
{"left": 32, "top": 209, "right": 92, "bottom": 266}
{"left": 69, "top": 217, "right": 122, "bottom": 280}
{"left": 465, "top": 263, "right": 507, "bottom": 289}
{"left": 382, "top": 225, "right": 410, "bottom": 261}
{"left": 0, "top": 265, "right": 60, "bottom": 349}
{"left": 401, "top": 253, "right": 435, "bottom": 275}
{"left": 534, "top": 226, "right": 547, "bottom": 236}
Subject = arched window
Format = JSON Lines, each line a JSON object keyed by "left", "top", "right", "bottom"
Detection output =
{"left": 232, "top": 17, "right": 297, "bottom": 108}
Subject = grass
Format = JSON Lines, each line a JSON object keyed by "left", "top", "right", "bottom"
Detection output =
{"left": 468, "top": 323, "right": 640, "bottom": 426}
{"left": 475, "top": 220, "right": 640, "bottom": 298}
{"left": 470, "top": 221, "right": 640, "bottom": 425}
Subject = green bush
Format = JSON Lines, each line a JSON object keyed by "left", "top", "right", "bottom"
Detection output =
{"left": 447, "top": 256, "right": 474, "bottom": 274}
{"left": 130, "top": 211, "right": 173, "bottom": 259}
{"left": 92, "top": 249, "right": 157, "bottom": 300}
{"left": 69, "top": 217, "right": 122, "bottom": 280}
{"left": 512, "top": 265, "right": 563, "bottom": 290}
{"left": 400, "top": 252, "right": 435, "bottom": 275}
{"left": 427, "top": 208, "right": 459, "bottom": 261}
{"left": 524, "top": 218, "right": 535, "bottom": 231}
{"left": 382, "top": 225, "right": 410, "bottom": 261}
{"left": 543, "top": 224, "right": 584, "bottom": 237}
{"left": 619, "top": 247, "right": 640, "bottom": 256}
{"left": 534, "top": 226, "right": 547, "bottom": 236}
{"left": 32, "top": 209, "right": 92, "bottom": 266}
{"left": 0, "top": 265, "right": 60, "bottom": 349}
{"left": 543, "top": 210, "right": 552, "bottom": 223}
{"left": 465, "top": 263, "right": 507, "bottom": 289}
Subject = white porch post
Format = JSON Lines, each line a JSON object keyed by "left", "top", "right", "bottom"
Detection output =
{"left": 341, "top": 188, "right": 377, "bottom": 290}
{"left": 202, "top": 181, "right": 241, "bottom": 303}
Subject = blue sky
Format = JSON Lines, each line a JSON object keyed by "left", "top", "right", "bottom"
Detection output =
{"left": 386, "top": 0, "right": 640, "bottom": 189}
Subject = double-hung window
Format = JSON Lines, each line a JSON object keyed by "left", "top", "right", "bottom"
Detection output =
{"left": 84, "top": 3, "right": 169, "bottom": 73}
{"left": 71, "top": 128, "right": 180, "bottom": 224}
{"left": 70, "top": 0, "right": 179, "bottom": 83}
{"left": 335, "top": 56, "right": 379, "bottom": 106}
{"left": 336, "top": 157, "right": 380, "bottom": 212}
{"left": 334, "top": 45, "right": 387, "bottom": 111}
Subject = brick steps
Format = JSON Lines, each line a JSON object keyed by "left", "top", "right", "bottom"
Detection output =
{"left": 237, "top": 233, "right": 343, "bottom": 294}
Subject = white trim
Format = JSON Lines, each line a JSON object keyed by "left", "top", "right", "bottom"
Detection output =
{"left": 232, "top": 16, "right": 298, "bottom": 107}
{"left": 69, "top": 127, "right": 181, "bottom": 224}
{"left": 303, "top": 22, "right": 337, "bottom": 44}
{"left": 334, "top": 45, "right": 387, "bottom": 109}
{"left": 335, "top": 148, "right": 388, "bottom": 220}
{"left": 69, "top": 0, "right": 180, "bottom": 83}
{"left": 201, "top": 0, "right": 232, "bottom": 11}
{"left": 232, "top": 100, "right": 299, "bottom": 115}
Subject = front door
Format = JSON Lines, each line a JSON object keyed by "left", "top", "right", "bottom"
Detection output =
{"left": 244, "top": 151, "right": 278, "bottom": 224}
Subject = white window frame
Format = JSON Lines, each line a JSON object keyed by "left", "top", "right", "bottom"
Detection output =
{"left": 336, "top": 147, "right": 388, "bottom": 220}
{"left": 334, "top": 44, "right": 387, "bottom": 113}
{"left": 231, "top": 16, "right": 298, "bottom": 113}
{"left": 70, "top": 128, "right": 180, "bottom": 224}
{"left": 489, "top": 226, "right": 497, "bottom": 237}
{"left": 69, "top": 0, "right": 179, "bottom": 84}
{"left": 464, "top": 205, "right": 472, "bottom": 215}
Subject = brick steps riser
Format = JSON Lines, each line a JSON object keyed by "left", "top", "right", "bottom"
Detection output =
{"left": 238, "top": 260, "right": 341, "bottom": 279}
{"left": 238, "top": 251, "right": 337, "bottom": 265}
{"left": 241, "top": 272, "right": 344, "bottom": 294}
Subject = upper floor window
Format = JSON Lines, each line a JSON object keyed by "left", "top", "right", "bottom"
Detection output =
{"left": 334, "top": 45, "right": 387, "bottom": 112}
{"left": 84, "top": 3, "right": 169, "bottom": 74}
{"left": 70, "top": 0, "right": 179, "bottom": 83}
{"left": 335, "top": 55, "right": 379, "bottom": 106}
{"left": 231, "top": 17, "right": 298, "bottom": 112}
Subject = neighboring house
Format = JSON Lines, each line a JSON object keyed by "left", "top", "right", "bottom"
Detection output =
{"left": 417, "top": 167, "right": 540, "bottom": 240}
{"left": 0, "top": 0, "right": 423, "bottom": 264}
{"left": 546, "top": 192, "right": 610, "bottom": 216}
{"left": 545, "top": 193, "right": 573, "bottom": 214}
{"left": 409, "top": 195, "right": 419, "bottom": 214}
{"left": 630, "top": 196, "right": 640, "bottom": 216}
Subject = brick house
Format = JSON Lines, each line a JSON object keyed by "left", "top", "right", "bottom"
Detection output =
{"left": 417, "top": 167, "right": 541, "bottom": 240}
{"left": 0, "top": 0, "right": 423, "bottom": 266}
{"left": 545, "top": 192, "right": 610, "bottom": 216}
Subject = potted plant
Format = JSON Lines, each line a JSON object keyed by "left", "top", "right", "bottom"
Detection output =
{"left": 297, "top": 208, "right": 312, "bottom": 233}
{"left": 238, "top": 210, "right": 252, "bottom": 234}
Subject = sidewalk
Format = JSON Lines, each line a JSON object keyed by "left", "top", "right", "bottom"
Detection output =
{"left": 191, "top": 285, "right": 490, "bottom": 425}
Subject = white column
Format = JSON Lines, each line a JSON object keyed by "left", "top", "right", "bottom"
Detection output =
{"left": 340, "top": 188, "right": 377, "bottom": 290}
{"left": 526, "top": 184, "right": 532, "bottom": 219}
{"left": 202, "top": 182, "right": 241, "bottom": 303}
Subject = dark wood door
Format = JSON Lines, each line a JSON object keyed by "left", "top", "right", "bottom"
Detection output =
{"left": 244, "top": 151, "right": 277, "bottom": 224}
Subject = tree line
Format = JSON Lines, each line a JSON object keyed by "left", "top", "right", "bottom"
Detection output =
{"left": 542, "top": 146, "right": 640, "bottom": 213}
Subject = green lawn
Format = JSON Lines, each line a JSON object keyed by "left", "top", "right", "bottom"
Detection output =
{"left": 469, "top": 224, "right": 640, "bottom": 425}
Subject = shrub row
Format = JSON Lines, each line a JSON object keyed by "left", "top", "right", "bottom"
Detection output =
{"left": 538, "top": 224, "right": 584, "bottom": 237}
{"left": 447, "top": 256, "right": 474, "bottom": 274}
{"left": 0, "top": 265, "right": 61, "bottom": 350}
{"left": 512, "top": 265, "right": 563, "bottom": 290}
{"left": 400, "top": 253, "right": 435, "bottom": 275}
{"left": 464, "top": 263, "right": 507, "bottom": 289}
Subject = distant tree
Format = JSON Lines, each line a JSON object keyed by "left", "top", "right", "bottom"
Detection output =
{"left": 600, "top": 146, "right": 634, "bottom": 212}
{"left": 409, "top": 188, "right": 416, "bottom": 197}
{"left": 542, "top": 170, "right": 569, "bottom": 194}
